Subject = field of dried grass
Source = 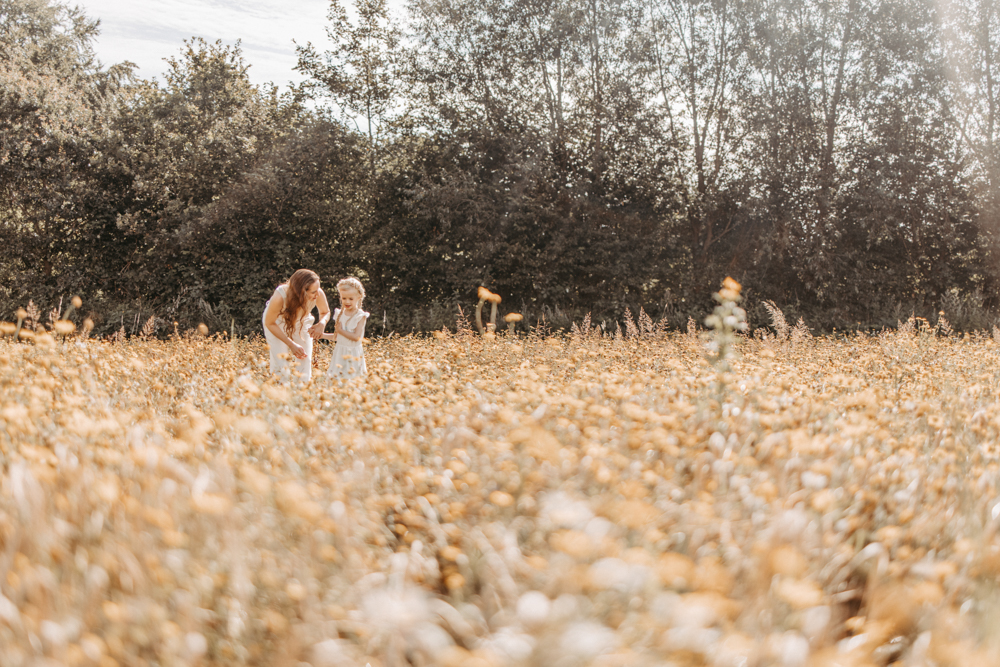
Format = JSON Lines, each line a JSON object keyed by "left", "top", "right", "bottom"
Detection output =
{"left": 2, "top": 311, "right": 1000, "bottom": 667}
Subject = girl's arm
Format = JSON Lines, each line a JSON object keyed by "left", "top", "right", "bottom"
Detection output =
{"left": 334, "top": 314, "right": 368, "bottom": 342}
{"left": 320, "top": 308, "right": 341, "bottom": 340}
{"left": 308, "top": 288, "right": 332, "bottom": 339}
{"left": 263, "top": 292, "right": 307, "bottom": 358}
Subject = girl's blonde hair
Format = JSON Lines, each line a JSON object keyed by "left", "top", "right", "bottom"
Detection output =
{"left": 336, "top": 277, "right": 366, "bottom": 304}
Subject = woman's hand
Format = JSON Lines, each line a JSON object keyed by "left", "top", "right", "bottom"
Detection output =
{"left": 289, "top": 342, "right": 307, "bottom": 359}
{"left": 308, "top": 322, "right": 326, "bottom": 340}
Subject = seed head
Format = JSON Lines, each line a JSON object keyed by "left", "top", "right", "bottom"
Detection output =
{"left": 477, "top": 286, "right": 501, "bottom": 304}
{"left": 54, "top": 320, "right": 76, "bottom": 335}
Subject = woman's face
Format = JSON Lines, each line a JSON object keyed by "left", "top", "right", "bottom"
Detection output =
{"left": 303, "top": 280, "right": 320, "bottom": 305}
{"left": 339, "top": 287, "right": 360, "bottom": 311}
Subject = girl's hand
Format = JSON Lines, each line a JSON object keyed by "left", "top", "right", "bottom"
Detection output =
{"left": 289, "top": 342, "right": 307, "bottom": 359}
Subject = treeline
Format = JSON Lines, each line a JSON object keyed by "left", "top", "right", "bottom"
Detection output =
{"left": 3, "top": 0, "right": 1000, "bottom": 334}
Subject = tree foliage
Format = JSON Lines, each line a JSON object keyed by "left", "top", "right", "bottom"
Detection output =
{"left": 0, "top": 0, "right": 130, "bottom": 304}
{"left": 4, "top": 0, "right": 1000, "bottom": 333}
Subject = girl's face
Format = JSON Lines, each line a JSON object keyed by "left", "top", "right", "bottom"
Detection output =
{"left": 339, "top": 287, "right": 361, "bottom": 311}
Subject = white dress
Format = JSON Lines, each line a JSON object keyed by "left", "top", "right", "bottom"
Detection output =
{"left": 262, "top": 284, "right": 314, "bottom": 383}
{"left": 327, "top": 307, "right": 368, "bottom": 380}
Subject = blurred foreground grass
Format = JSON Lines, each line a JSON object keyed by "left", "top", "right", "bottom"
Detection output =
{"left": 2, "top": 325, "right": 1000, "bottom": 666}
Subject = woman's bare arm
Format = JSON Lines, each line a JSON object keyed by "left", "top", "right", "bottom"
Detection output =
{"left": 309, "top": 288, "right": 332, "bottom": 339}
{"left": 264, "top": 291, "right": 306, "bottom": 357}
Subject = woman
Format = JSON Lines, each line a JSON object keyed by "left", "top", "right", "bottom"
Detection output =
{"left": 262, "top": 269, "right": 330, "bottom": 383}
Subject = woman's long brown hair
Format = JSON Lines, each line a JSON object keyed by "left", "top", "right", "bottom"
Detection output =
{"left": 279, "top": 269, "right": 319, "bottom": 338}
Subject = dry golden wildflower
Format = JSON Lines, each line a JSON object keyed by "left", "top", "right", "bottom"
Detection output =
{"left": 475, "top": 286, "right": 502, "bottom": 334}
{"left": 440, "top": 545, "right": 462, "bottom": 562}
{"left": 445, "top": 573, "right": 465, "bottom": 591}
{"left": 53, "top": 319, "right": 75, "bottom": 335}
{"left": 487, "top": 490, "right": 513, "bottom": 507}
{"left": 276, "top": 481, "right": 324, "bottom": 522}
{"left": 0, "top": 320, "right": 997, "bottom": 665}
{"left": 775, "top": 578, "right": 824, "bottom": 609}
{"left": 285, "top": 579, "right": 308, "bottom": 601}
{"left": 192, "top": 493, "right": 232, "bottom": 514}
{"left": 239, "top": 465, "right": 272, "bottom": 494}
{"left": 657, "top": 553, "right": 695, "bottom": 590}
{"left": 509, "top": 426, "right": 561, "bottom": 464}
{"left": 504, "top": 312, "right": 523, "bottom": 335}
{"left": 769, "top": 545, "right": 808, "bottom": 577}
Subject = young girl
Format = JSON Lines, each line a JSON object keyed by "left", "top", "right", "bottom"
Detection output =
{"left": 323, "top": 277, "right": 369, "bottom": 380}
{"left": 262, "top": 269, "right": 331, "bottom": 383}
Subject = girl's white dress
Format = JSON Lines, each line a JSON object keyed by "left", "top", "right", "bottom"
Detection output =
{"left": 262, "top": 284, "right": 314, "bottom": 383}
{"left": 327, "top": 307, "right": 368, "bottom": 380}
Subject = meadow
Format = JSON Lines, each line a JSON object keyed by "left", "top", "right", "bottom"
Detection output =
{"left": 1, "top": 305, "right": 1000, "bottom": 667}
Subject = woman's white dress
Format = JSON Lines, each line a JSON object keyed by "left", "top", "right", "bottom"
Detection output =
{"left": 262, "top": 284, "right": 314, "bottom": 383}
{"left": 327, "top": 307, "right": 368, "bottom": 380}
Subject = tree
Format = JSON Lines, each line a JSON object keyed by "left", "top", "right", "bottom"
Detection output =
{"left": 361, "top": 129, "right": 683, "bottom": 328}
{"left": 940, "top": 0, "right": 1000, "bottom": 296}
{"left": 388, "top": 0, "right": 685, "bottom": 320}
{"left": 5, "top": 0, "right": 998, "bottom": 333}
{"left": 296, "top": 0, "right": 403, "bottom": 172}
{"left": 94, "top": 39, "right": 303, "bottom": 324}
{"left": 646, "top": 0, "right": 750, "bottom": 268}
{"left": 176, "top": 119, "right": 371, "bottom": 329}
{"left": 0, "top": 0, "right": 131, "bottom": 311}
{"left": 941, "top": 0, "right": 1000, "bottom": 201}
{"left": 731, "top": 0, "right": 987, "bottom": 322}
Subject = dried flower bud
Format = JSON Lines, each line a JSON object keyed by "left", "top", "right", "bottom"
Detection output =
{"left": 54, "top": 320, "right": 76, "bottom": 335}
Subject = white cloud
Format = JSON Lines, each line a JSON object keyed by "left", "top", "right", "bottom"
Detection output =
{"left": 76, "top": 0, "right": 335, "bottom": 89}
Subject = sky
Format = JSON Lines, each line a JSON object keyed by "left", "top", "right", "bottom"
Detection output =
{"left": 73, "top": 0, "right": 335, "bottom": 90}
